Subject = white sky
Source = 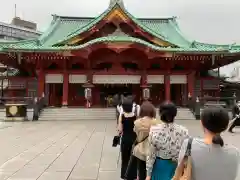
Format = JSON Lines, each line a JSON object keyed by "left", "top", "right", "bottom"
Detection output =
{"left": 0, "top": 0, "right": 240, "bottom": 76}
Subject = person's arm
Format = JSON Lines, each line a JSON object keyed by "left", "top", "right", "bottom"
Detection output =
{"left": 146, "top": 128, "right": 157, "bottom": 177}
{"left": 177, "top": 139, "right": 188, "bottom": 166}
{"left": 133, "top": 120, "right": 138, "bottom": 133}
{"left": 137, "top": 105, "right": 140, "bottom": 117}
{"left": 235, "top": 150, "right": 240, "bottom": 179}
{"left": 172, "top": 139, "right": 188, "bottom": 180}
{"left": 117, "top": 114, "right": 123, "bottom": 134}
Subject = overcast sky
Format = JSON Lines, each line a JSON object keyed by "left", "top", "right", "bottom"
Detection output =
{"left": 0, "top": 0, "right": 240, "bottom": 76}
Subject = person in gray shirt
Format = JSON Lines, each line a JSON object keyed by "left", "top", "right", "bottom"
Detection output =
{"left": 178, "top": 107, "right": 240, "bottom": 180}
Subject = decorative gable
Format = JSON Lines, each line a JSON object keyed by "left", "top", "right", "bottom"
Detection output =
{"left": 56, "top": 3, "right": 175, "bottom": 48}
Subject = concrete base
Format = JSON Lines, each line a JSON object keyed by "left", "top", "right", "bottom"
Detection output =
{"left": 4, "top": 117, "right": 27, "bottom": 121}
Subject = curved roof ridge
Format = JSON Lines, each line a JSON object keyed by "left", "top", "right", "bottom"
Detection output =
{"left": 55, "top": 4, "right": 120, "bottom": 44}
{"left": 2, "top": 36, "right": 194, "bottom": 51}
{"left": 168, "top": 18, "right": 192, "bottom": 47}
{"left": 53, "top": 3, "right": 186, "bottom": 47}
{"left": 51, "top": 14, "right": 94, "bottom": 20}
{"left": 0, "top": 39, "right": 36, "bottom": 44}
{"left": 57, "top": 3, "right": 173, "bottom": 46}
{"left": 118, "top": 8, "right": 167, "bottom": 40}
{"left": 193, "top": 41, "right": 234, "bottom": 47}
{"left": 38, "top": 15, "right": 61, "bottom": 44}
{"left": 138, "top": 17, "right": 175, "bottom": 20}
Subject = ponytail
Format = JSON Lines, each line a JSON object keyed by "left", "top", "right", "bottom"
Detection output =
{"left": 212, "top": 134, "right": 224, "bottom": 147}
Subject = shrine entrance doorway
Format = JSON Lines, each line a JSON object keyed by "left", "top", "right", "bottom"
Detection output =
{"left": 169, "top": 75, "right": 187, "bottom": 106}
{"left": 68, "top": 84, "right": 85, "bottom": 107}
{"left": 47, "top": 83, "right": 63, "bottom": 107}
{"left": 98, "top": 84, "right": 134, "bottom": 107}
{"left": 170, "top": 84, "right": 187, "bottom": 106}
{"left": 151, "top": 84, "right": 165, "bottom": 106}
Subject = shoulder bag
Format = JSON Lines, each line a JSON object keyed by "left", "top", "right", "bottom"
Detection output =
{"left": 172, "top": 137, "right": 193, "bottom": 180}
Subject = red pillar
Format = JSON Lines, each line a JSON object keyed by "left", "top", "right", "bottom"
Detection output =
{"left": 62, "top": 72, "right": 69, "bottom": 106}
{"left": 25, "top": 80, "right": 28, "bottom": 97}
{"left": 164, "top": 74, "right": 170, "bottom": 101}
{"left": 200, "top": 79, "right": 204, "bottom": 98}
{"left": 38, "top": 70, "right": 45, "bottom": 98}
{"left": 187, "top": 72, "right": 195, "bottom": 98}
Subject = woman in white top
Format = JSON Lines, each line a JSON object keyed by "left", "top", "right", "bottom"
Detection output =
{"left": 146, "top": 102, "right": 188, "bottom": 180}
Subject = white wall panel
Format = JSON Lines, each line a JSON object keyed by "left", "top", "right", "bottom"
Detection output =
{"left": 93, "top": 75, "right": 141, "bottom": 84}
{"left": 45, "top": 74, "right": 63, "bottom": 83}
{"left": 147, "top": 75, "right": 164, "bottom": 84}
{"left": 170, "top": 75, "right": 187, "bottom": 84}
{"left": 69, "top": 74, "right": 87, "bottom": 84}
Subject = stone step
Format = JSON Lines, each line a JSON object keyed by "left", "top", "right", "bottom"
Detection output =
{"left": 39, "top": 108, "right": 116, "bottom": 121}
{"left": 39, "top": 107, "right": 196, "bottom": 121}
{"left": 156, "top": 108, "right": 196, "bottom": 120}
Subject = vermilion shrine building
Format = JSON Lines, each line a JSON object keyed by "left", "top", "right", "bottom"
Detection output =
{"left": 0, "top": 0, "right": 240, "bottom": 107}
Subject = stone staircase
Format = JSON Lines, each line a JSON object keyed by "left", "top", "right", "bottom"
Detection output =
{"left": 39, "top": 108, "right": 117, "bottom": 121}
{"left": 176, "top": 108, "right": 196, "bottom": 120}
{"left": 0, "top": 109, "right": 5, "bottom": 121}
{"left": 39, "top": 107, "right": 196, "bottom": 121}
{"left": 156, "top": 107, "right": 196, "bottom": 120}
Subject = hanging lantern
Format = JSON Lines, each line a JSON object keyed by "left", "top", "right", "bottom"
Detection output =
{"left": 85, "top": 88, "right": 92, "bottom": 100}
{"left": 143, "top": 88, "right": 150, "bottom": 100}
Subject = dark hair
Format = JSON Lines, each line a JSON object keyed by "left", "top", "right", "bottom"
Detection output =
{"left": 122, "top": 98, "right": 133, "bottom": 113}
{"left": 201, "top": 107, "right": 229, "bottom": 147}
{"left": 139, "top": 101, "right": 156, "bottom": 118}
{"left": 159, "top": 101, "right": 177, "bottom": 123}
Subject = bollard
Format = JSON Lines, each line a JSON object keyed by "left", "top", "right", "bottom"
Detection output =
{"left": 194, "top": 97, "right": 201, "bottom": 120}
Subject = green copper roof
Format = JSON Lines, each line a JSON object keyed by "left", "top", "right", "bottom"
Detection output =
{"left": 0, "top": 1, "right": 240, "bottom": 54}
{"left": 55, "top": 2, "right": 191, "bottom": 47}
{"left": 0, "top": 39, "right": 37, "bottom": 50}
{"left": 192, "top": 41, "right": 240, "bottom": 53}
{"left": 38, "top": 16, "right": 92, "bottom": 47}
{"left": 1, "top": 36, "right": 240, "bottom": 54}
{"left": 139, "top": 18, "right": 191, "bottom": 48}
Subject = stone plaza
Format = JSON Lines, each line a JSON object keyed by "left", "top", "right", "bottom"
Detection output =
{"left": 0, "top": 120, "right": 239, "bottom": 180}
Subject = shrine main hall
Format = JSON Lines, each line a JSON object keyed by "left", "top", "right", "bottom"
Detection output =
{"left": 0, "top": 0, "right": 240, "bottom": 107}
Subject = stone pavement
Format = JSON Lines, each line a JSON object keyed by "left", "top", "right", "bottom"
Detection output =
{"left": 0, "top": 120, "right": 239, "bottom": 180}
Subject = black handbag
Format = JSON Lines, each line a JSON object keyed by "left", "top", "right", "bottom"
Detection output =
{"left": 112, "top": 135, "right": 121, "bottom": 147}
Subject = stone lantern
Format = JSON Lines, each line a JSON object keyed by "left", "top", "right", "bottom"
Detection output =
{"left": 143, "top": 88, "right": 150, "bottom": 100}
{"left": 82, "top": 82, "right": 94, "bottom": 108}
